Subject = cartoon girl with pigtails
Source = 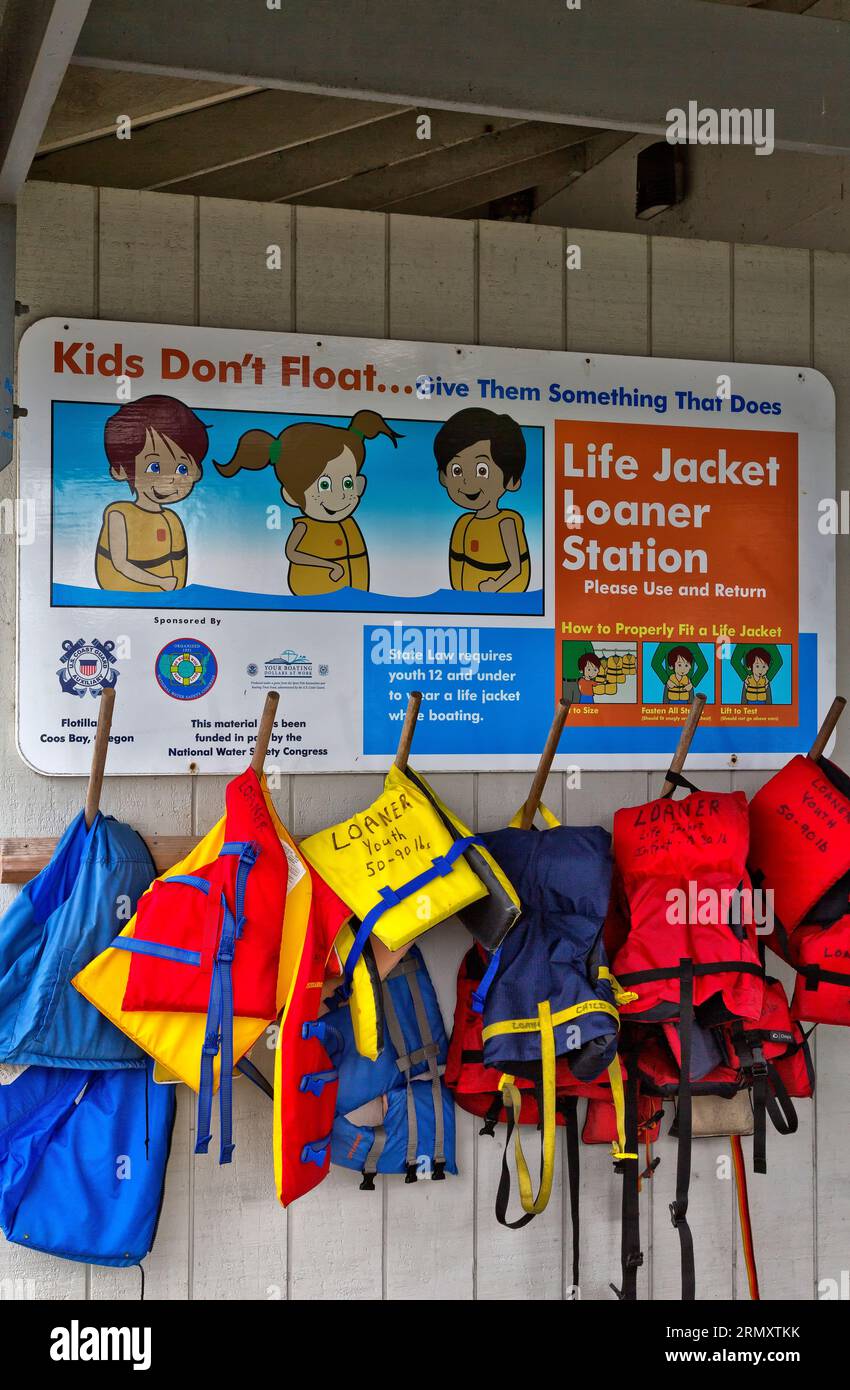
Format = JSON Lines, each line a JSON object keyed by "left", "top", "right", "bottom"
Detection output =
{"left": 215, "top": 411, "right": 401, "bottom": 595}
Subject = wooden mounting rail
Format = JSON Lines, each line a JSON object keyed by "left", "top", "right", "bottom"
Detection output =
{"left": 519, "top": 698, "right": 571, "bottom": 830}
{"left": 251, "top": 691, "right": 279, "bottom": 774}
{"left": 659, "top": 693, "right": 706, "bottom": 797}
{"left": 808, "top": 696, "right": 846, "bottom": 761}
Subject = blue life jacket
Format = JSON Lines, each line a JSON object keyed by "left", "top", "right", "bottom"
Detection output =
{"left": 0, "top": 811, "right": 154, "bottom": 1068}
{"left": 478, "top": 824, "right": 620, "bottom": 1079}
{"left": 0, "top": 1060, "right": 175, "bottom": 1267}
{"left": 312, "top": 948, "right": 456, "bottom": 1186}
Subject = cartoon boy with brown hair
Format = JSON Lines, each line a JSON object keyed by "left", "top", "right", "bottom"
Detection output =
{"left": 663, "top": 646, "right": 695, "bottom": 705}
{"left": 96, "top": 394, "right": 209, "bottom": 591}
{"left": 741, "top": 647, "right": 773, "bottom": 705}
{"left": 215, "top": 410, "right": 401, "bottom": 595}
{"left": 433, "top": 407, "right": 529, "bottom": 593}
{"left": 577, "top": 652, "right": 602, "bottom": 704}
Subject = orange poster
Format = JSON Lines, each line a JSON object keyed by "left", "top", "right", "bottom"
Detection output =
{"left": 555, "top": 420, "right": 799, "bottom": 734}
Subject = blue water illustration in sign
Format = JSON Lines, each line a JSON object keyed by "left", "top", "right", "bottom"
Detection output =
{"left": 51, "top": 401, "right": 545, "bottom": 615}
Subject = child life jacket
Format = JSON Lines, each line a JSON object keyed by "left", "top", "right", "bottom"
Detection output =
{"left": 447, "top": 936, "right": 638, "bottom": 1289}
{"left": 312, "top": 947, "right": 456, "bottom": 1186}
{"left": 0, "top": 1060, "right": 174, "bottom": 1269}
{"left": 0, "top": 811, "right": 154, "bottom": 1069}
{"left": 748, "top": 753, "right": 850, "bottom": 1025}
{"left": 455, "top": 812, "right": 630, "bottom": 1239}
{"left": 609, "top": 778, "right": 764, "bottom": 1302}
{"left": 75, "top": 769, "right": 349, "bottom": 1181}
{"left": 300, "top": 764, "right": 520, "bottom": 1030}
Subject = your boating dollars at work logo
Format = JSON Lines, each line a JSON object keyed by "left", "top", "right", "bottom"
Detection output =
{"left": 155, "top": 638, "right": 218, "bottom": 700}
{"left": 57, "top": 639, "right": 119, "bottom": 697}
{"left": 247, "top": 648, "right": 328, "bottom": 688}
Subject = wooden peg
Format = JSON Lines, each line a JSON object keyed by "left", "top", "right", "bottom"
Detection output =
{"left": 394, "top": 691, "right": 423, "bottom": 772}
{"left": 84, "top": 687, "right": 115, "bottom": 828}
{"left": 519, "top": 698, "right": 571, "bottom": 830}
{"left": 659, "top": 693, "right": 706, "bottom": 798}
{"left": 251, "top": 691, "right": 280, "bottom": 774}
{"left": 808, "top": 696, "right": 846, "bottom": 761}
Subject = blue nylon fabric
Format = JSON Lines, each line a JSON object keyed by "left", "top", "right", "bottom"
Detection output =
{"left": 478, "top": 825, "right": 619, "bottom": 1078}
{"left": 323, "top": 947, "right": 457, "bottom": 1176}
{"left": 341, "top": 835, "right": 480, "bottom": 997}
{"left": 0, "top": 1061, "right": 175, "bottom": 1266}
{"left": 0, "top": 811, "right": 155, "bottom": 1068}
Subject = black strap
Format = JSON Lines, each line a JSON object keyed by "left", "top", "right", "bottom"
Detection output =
{"left": 449, "top": 548, "right": 530, "bottom": 572}
{"left": 617, "top": 959, "right": 763, "bottom": 986}
{"left": 479, "top": 1092, "right": 502, "bottom": 1138}
{"left": 236, "top": 1056, "right": 274, "bottom": 1100}
{"left": 764, "top": 1061, "right": 798, "bottom": 1139}
{"left": 670, "top": 958, "right": 696, "bottom": 1301}
{"left": 662, "top": 769, "right": 701, "bottom": 798}
{"left": 560, "top": 1097, "right": 580, "bottom": 1292}
{"left": 611, "top": 1058, "right": 643, "bottom": 1301}
{"left": 800, "top": 962, "right": 850, "bottom": 991}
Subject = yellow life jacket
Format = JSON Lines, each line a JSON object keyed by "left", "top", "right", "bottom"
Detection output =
{"left": 73, "top": 781, "right": 313, "bottom": 1096}
{"left": 287, "top": 515, "right": 369, "bottom": 595}
{"left": 449, "top": 510, "right": 530, "bottom": 592}
{"left": 95, "top": 501, "right": 187, "bottom": 590}
{"left": 666, "top": 673, "right": 693, "bottom": 704}
{"left": 743, "top": 674, "right": 769, "bottom": 703}
{"left": 300, "top": 764, "right": 521, "bottom": 1056}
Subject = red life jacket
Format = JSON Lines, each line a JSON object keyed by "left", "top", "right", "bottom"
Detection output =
{"left": 611, "top": 786, "right": 763, "bottom": 1025}
{"left": 609, "top": 780, "right": 765, "bottom": 1303}
{"left": 122, "top": 768, "right": 287, "bottom": 1019}
{"left": 273, "top": 869, "right": 353, "bottom": 1207}
{"left": 749, "top": 754, "right": 850, "bottom": 1025}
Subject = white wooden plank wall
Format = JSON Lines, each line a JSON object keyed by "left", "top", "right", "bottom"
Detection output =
{"left": 3, "top": 182, "right": 847, "bottom": 1301}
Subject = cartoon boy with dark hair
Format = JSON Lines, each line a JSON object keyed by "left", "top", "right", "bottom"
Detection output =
{"left": 96, "top": 394, "right": 209, "bottom": 591}
{"left": 663, "top": 645, "right": 695, "bottom": 705}
{"left": 577, "top": 651, "right": 601, "bottom": 704}
{"left": 434, "top": 407, "right": 529, "bottom": 592}
{"left": 741, "top": 647, "right": 773, "bottom": 705}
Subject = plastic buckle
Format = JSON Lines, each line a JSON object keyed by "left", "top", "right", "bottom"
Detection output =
{"left": 298, "top": 1070, "right": 336, "bottom": 1098}
{"left": 669, "top": 1201, "right": 686, "bottom": 1229}
{"left": 748, "top": 1060, "right": 769, "bottom": 1079}
{"left": 479, "top": 1117, "right": 497, "bottom": 1138}
{"left": 625, "top": 1251, "right": 644, "bottom": 1271}
{"left": 404, "top": 1162, "right": 418, "bottom": 1184}
{"left": 202, "top": 1033, "right": 220, "bottom": 1057}
{"left": 301, "top": 1020, "right": 324, "bottom": 1044}
{"left": 432, "top": 1159, "right": 446, "bottom": 1181}
{"left": 300, "top": 1140, "right": 329, "bottom": 1168}
{"left": 641, "top": 1156, "right": 661, "bottom": 1180}
{"left": 217, "top": 942, "right": 235, "bottom": 964}
{"left": 359, "top": 1172, "right": 376, "bottom": 1191}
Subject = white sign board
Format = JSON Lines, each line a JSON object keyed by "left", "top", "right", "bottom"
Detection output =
{"left": 17, "top": 317, "right": 835, "bottom": 775}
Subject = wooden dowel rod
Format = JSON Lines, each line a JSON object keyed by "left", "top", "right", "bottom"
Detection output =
{"left": 251, "top": 691, "right": 279, "bottom": 774}
{"left": 519, "top": 698, "right": 571, "bottom": 830}
{"left": 84, "top": 687, "right": 115, "bottom": 827}
{"left": 394, "top": 691, "right": 422, "bottom": 772}
{"left": 659, "top": 693, "right": 706, "bottom": 797}
{"left": 808, "top": 696, "right": 846, "bottom": 761}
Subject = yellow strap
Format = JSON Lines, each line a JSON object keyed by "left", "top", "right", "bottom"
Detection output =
{"left": 598, "top": 966, "right": 639, "bottom": 1008}
{"left": 499, "top": 1002, "right": 557, "bottom": 1216}
{"left": 482, "top": 995, "right": 619, "bottom": 1042}
{"left": 508, "top": 801, "right": 561, "bottom": 830}
{"left": 607, "top": 1053, "right": 637, "bottom": 1162}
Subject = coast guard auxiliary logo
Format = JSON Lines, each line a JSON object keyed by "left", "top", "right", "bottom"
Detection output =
{"left": 57, "top": 639, "right": 118, "bottom": 698}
